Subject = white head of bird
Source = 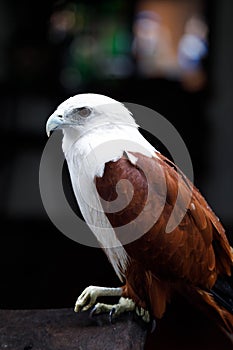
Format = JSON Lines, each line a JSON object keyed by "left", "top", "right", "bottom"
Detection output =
{"left": 46, "top": 94, "right": 137, "bottom": 135}
{"left": 46, "top": 93, "right": 156, "bottom": 174}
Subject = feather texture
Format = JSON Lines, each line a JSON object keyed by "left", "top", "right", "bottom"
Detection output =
{"left": 96, "top": 151, "right": 233, "bottom": 330}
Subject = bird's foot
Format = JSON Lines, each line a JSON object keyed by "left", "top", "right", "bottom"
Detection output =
{"left": 74, "top": 285, "right": 152, "bottom": 326}
{"left": 135, "top": 304, "right": 151, "bottom": 323}
{"left": 74, "top": 285, "right": 122, "bottom": 312}
{"left": 90, "top": 297, "right": 137, "bottom": 323}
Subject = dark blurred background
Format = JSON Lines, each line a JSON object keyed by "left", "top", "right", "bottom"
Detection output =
{"left": 1, "top": 0, "right": 233, "bottom": 348}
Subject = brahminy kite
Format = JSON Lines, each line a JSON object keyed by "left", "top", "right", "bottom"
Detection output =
{"left": 46, "top": 93, "right": 233, "bottom": 334}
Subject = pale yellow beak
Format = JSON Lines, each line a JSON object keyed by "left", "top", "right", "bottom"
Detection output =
{"left": 46, "top": 113, "right": 65, "bottom": 137}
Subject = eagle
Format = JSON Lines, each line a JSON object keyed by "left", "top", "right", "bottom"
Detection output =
{"left": 46, "top": 93, "right": 233, "bottom": 334}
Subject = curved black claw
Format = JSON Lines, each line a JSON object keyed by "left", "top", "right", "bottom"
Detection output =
{"left": 89, "top": 305, "right": 97, "bottom": 319}
{"left": 150, "top": 319, "right": 157, "bottom": 333}
{"left": 109, "top": 307, "right": 116, "bottom": 324}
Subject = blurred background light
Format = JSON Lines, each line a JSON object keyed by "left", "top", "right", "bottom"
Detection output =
{"left": 47, "top": 0, "right": 209, "bottom": 91}
{"left": 48, "top": 0, "right": 134, "bottom": 91}
{"left": 178, "top": 33, "right": 207, "bottom": 70}
{"left": 132, "top": 0, "right": 208, "bottom": 90}
{"left": 178, "top": 16, "right": 208, "bottom": 72}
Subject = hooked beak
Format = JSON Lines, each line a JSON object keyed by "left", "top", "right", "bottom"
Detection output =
{"left": 46, "top": 113, "right": 65, "bottom": 137}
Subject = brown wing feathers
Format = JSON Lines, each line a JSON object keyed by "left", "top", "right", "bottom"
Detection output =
{"left": 95, "top": 152, "right": 233, "bottom": 332}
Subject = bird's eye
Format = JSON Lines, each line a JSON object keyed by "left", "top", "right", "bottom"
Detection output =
{"left": 68, "top": 107, "right": 92, "bottom": 121}
{"left": 78, "top": 107, "right": 92, "bottom": 118}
